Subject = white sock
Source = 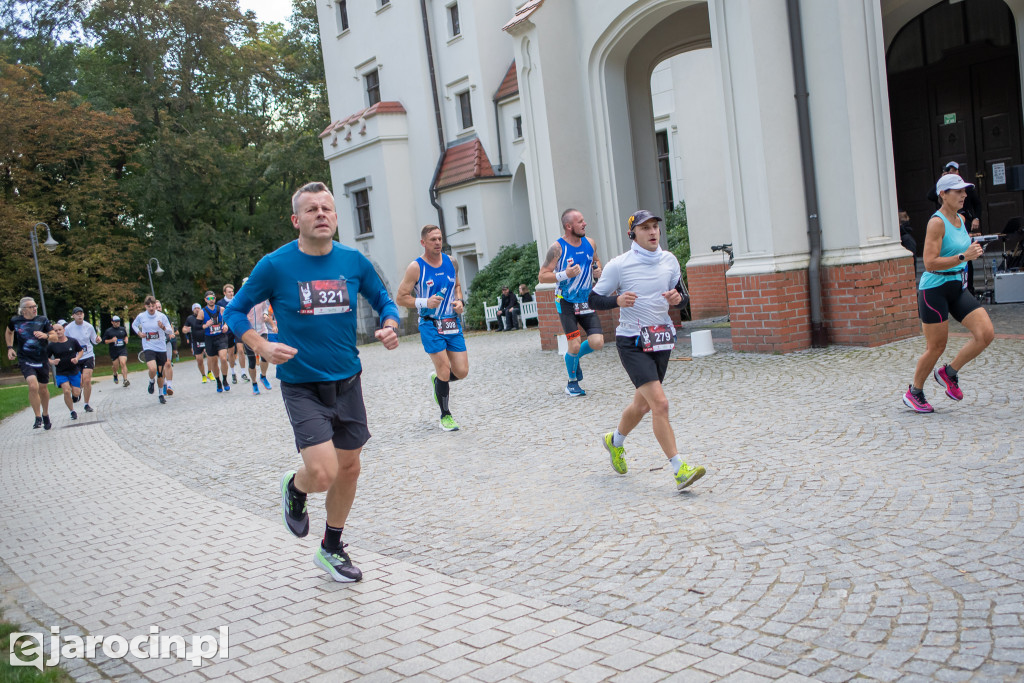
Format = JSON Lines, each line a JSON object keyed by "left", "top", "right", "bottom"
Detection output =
{"left": 669, "top": 455, "right": 683, "bottom": 472}
{"left": 612, "top": 429, "right": 626, "bottom": 448}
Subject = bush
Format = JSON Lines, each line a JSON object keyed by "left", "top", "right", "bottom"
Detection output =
{"left": 465, "top": 242, "right": 539, "bottom": 329}
{"left": 665, "top": 201, "right": 689, "bottom": 286}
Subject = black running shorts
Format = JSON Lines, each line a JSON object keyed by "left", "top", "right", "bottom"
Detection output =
{"left": 18, "top": 360, "right": 49, "bottom": 383}
{"left": 190, "top": 338, "right": 206, "bottom": 356}
{"left": 78, "top": 357, "right": 95, "bottom": 370}
{"left": 556, "top": 299, "right": 602, "bottom": 339}
{"left": 143, "top": 349, "right": 168, "bottom": 366}
{"left": 616, "top": 335, "right": 671, "bottom": 388}
{"left": 918, "top": 280, "right": 982, "bottom": 325}
{"left": 226, "top": 331, "right": 236, "bottom": 347}
{"left": 109, "top": 347, "right": 126, "bottom": 360}
{"left": 205, "top": 334, "right": 228, "bottom": 354}
{"left": 281, "top": 373, "right": 370, "bottom": 452}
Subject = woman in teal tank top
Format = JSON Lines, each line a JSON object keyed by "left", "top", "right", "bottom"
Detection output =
{"left": 903, "top": 174, "right": 994, "bottom": 413}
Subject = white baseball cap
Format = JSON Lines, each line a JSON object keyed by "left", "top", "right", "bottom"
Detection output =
{"left": 944, "top": 160, "right": 959, "bottom": 170}
{"left": 192, "top": 303, "right": 201, "bottom": 310}
{"left": 936, "top": 174, "right": 973, "bottom": 193}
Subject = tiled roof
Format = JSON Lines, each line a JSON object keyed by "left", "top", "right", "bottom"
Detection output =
{"left": 502, "top": 0, "right": 544, "bottom": 32}
{"left": 319, "top": 101, "right": 406, "bottom": 138}
{"left": 493, "top": 61, "right": 518, "bottom": 101}
{"left": 434, "top": 138, "right": 495, "bottom": 190}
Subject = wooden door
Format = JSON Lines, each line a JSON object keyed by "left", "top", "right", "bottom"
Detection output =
{"left": 971, "top": 56, "right": 1024, "bottom": 234}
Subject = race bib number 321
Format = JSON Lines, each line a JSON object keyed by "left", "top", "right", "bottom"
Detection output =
{"left": 298, "top": 279, "right": 350, "bottom": 315}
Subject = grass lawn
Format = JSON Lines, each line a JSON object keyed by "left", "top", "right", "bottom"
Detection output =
{"left": 0, "top": 359, "right": 153, "bottom": 423}
{"left": 1, "top": 615, "right": 73, "bottom": 682}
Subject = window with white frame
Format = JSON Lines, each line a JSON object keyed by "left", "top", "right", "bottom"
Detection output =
{"left": 457, "top": 90, "right": 473, "bottom": 130}
{"left": 456, "top": 206, "right": 468, "bottom": 227}
{"left": 513, "top": 115, "right": 523, "bottom": 140}
{"left": 336, "top": 0, "right": 348, "bottom": 32}
{"left": 447, "top": 2, "right": 461, "bottom": 38}
{"left": 365, "top": 69, "right": 380, "bottom": 106}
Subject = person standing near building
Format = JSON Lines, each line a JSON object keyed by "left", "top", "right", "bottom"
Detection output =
{"left": 103, "top": 315, "right": 130, "bottom": 387}
{"left": 396, "top": 225, "right": 468, "bottom": 432}
{"left": 903, "top": 173, "right": 995, "bottom": 413}
{"left": 131, "top": 295, "right": 173, "bottom": 405}
{"left": 538, "top": 208, "right": 604, "bottom": 396}
{"left": 198, "top": 291, "right": 231, "bottom": 392}
{"left": 224, "top": 181, "right": 401, "bottom": 583}
{"left": 47, "top": 320, "right": 84, "bottom": 421}
{"left": 182, "top": 303, "right": 209, "bottom": 383}
{"left": 588, "top": 210, "right": 706, "bottom": 491}
{"left": 6, "top": 297, "right": 53, "bottom": 429}
{"left": 65, "top": 306, "right": 100, "bottom": 412}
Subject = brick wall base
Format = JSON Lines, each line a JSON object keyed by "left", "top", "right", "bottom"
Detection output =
{"left": 687, "top": 261, "right": 730, "bottom": 319}
{"left": 728, "top": 270, "right": 812, "bottom": 353}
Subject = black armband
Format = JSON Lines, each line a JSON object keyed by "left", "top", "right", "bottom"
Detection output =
{"left": 588, "top": 291, "right": 619, "bottom": 310}
{"left": 673, "top": 279, "right": 690, "bottom": 310}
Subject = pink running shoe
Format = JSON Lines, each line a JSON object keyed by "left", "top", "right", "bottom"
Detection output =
{"left": 902, "top": 386, "right": 934, "bottom": 413}
{"left": 933, "top": 365, "right": 963, "bottom": 401}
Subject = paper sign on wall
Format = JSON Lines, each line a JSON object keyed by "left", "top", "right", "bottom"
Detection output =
{"left": 992, "top": 162, "right": 1006, "bottom": 186}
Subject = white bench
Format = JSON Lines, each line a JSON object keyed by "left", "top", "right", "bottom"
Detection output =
{"left": 485, "top": 297, "right": 538, "bottom": 330}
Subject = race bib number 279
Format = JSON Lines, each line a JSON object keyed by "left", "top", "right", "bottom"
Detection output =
{"left": 298, "top": 279, "right": 350, "bottom": 315}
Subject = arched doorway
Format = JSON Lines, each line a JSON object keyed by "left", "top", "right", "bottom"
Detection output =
{"left": 887, "top": 0, "right": 1024, "bottom": 247}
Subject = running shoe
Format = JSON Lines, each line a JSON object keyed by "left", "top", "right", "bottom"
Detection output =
{"left": 201, "top": 375, "right": 208, "bottom": 384}
{"left": 42, "top": 415, "right": 52, "bottom": 430}
{"left": 934, "top": 365, "right": 963, "bottom": 401}
{"left": 84, "top": 404, "right": 94, "bottom": 413}
{"left": 241, "top": 373, "right": 249, "bottom": 382}
{"left": 165, "top": 386, "right": 173, "bottom": 396}
{"left": 223, "top": 382, "right": 230, "bottom": 392}
{"left": 72, "top": 393, "right": 80, "bottom": 403}
{"left": 902, "top": 386, "right": 934, "bottom": 413}
{"left": 603, "top": 432, "right": 627, "bottom": 474}
{"left": 122, "top": 379, "right": 130, "bottom": 388}
{"left": 33, "top": 416, "right": 42, "bottom": 429}
{"left": 440, "top": 414, "right": 460, "bottom": 431}
{"left": 231, "top": 374, "right": 237, "bottom": 384}
{"left": 70, "top": 410, "right": 77, "bottom": 420}
{"left": 429, "top": 371, "right": 438, "bottom": 406}
{"left": 565, "top": 381, "right": 586, "bottom": 397}
{"left": 113, "top": 374, "right": 118, "bottom": 384}
{"left": 252, "top": 384, "right": 260, "bottom": 395}
{"left": 216, "top": 379, "right": 223, "bottom": 393}
{"left": 206, "top": 371, "right": 215, "bottom": 381}
{"left": 314, "top": 543, "right": 362, "bottom": 583}
{"left": 159, "top": 394, "right": 166, "bottom": 404}
{"left": 675, "top": 462, "right": 706, "bottom": 490}
{"left": 148, "top": 380, "right": 155, "bottom": 395}
{"left": 280, "top": 471, "right": 309, "bottom": 538}
{"left": 260, "top": 375, "right": 271, "bottom": 390}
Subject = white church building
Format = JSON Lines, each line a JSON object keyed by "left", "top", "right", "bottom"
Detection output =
{"left": 315, "top": 0, "right": 1023, "bottom": 353}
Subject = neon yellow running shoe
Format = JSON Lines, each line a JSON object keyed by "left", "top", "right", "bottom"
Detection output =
{"left": 440, "top": 414, "right": 460, "bottom": 431}
{"left": 206, "top": 371, "right": 215, "bottom": 381}
{"left": 674, "top": 462, "right": 706, "bottom": 490}
{"left": 603, "top": 432, "right": 627, "bottom": 474}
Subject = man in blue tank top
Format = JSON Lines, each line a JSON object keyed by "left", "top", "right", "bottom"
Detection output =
{"left": 224, "top": 181, "right": 401, "bottom": 584}
{"left": 396, "top": 225, "right": 468, "bottom": 432}
{"left": 539, "top": 208, "right": 605, "bottom": 396}
{"left": 199, "top": 291, "right": 231, "bottom": 393}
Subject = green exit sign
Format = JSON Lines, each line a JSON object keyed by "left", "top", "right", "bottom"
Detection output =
{"left": 943, "top": 113, "right": 957, "bottom": 125}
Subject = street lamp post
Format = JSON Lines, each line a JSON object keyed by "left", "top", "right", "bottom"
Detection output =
{"left": 146, "top": 257, "right": 164, "bottom": 298}
{"left": 30, "top": 222, "right": 59, "bottom": 319}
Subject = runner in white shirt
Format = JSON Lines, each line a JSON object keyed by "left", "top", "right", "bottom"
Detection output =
{"left": 65, "top": 306, "right": 101, "bottom": 413}
{"left": 588, "top": 209, "right": 706, "bottom": 491}
{"left": 240, "top": 277, "right": 273, "bottom": 395}
{"left": 131, "top": 295, "right": 173, "bottom": 404}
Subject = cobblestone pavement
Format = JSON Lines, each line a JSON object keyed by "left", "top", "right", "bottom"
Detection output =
{"left": 1, "top": 322, "right": 1022, "bottom": 682}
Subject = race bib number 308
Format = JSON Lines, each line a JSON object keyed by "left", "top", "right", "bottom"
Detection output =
{"left": 298, "top": 279, "right": 350, "bottom": 315}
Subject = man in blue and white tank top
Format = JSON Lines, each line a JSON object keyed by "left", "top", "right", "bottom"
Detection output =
{"left": 199, "top": 291, "right": 231, "bottom": 393}
{"left": 538, "top": 209, "right": 605, "bottom": 397}
{"left": 903, "top": 173, "right": 994, "bottom": 413}
{"left": 397, "top": 225, "right": 468, "bottom": 432}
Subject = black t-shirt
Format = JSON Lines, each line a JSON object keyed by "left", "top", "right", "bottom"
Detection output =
{"left": 48, "top": 338, "right": 83, "bottom": 374}
{"left": 7, "top": 315, "right": 52, "bottom": 363}
{"left": 104, "top": 326, "right": 128, "bottom": 350}
{"left": 185, "top": 315, "right": 204, "bottom": 345}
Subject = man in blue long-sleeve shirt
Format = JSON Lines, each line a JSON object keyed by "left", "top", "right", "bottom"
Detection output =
{"left": 225, "top": 181, "right": 400, "bottom": 583}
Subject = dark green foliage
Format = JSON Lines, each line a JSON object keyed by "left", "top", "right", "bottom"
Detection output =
{"left": 664, "top": 201, "right": 689, "bottom": 286}
{"left": 465, "top": 242, "right": 539, "bottom": 330}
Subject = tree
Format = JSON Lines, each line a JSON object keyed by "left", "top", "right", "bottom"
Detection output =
{"left": 465, "top": 242, "right": 539, "bottom": 330}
